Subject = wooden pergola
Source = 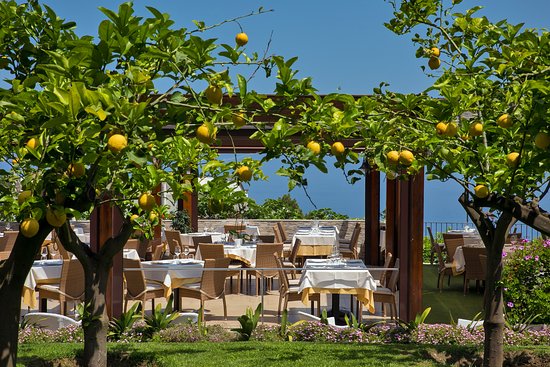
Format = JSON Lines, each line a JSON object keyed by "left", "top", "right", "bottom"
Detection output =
{"left": 92, "top": 96, "right": 424, "bottom": 322}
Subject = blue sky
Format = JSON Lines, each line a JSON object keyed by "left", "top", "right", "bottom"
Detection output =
{"left": 8, "top": 1, "right": 550, "bottom": 220}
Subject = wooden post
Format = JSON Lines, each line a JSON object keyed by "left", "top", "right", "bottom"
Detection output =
{"left": 396, "top": 170, "right": 424, "bottom": 322}
{"left": 90, "top": 203, "right": 124, "bottom": 319}
{"left": 385, "top": 177, "right": 399, "bottom": 258}
{"left": 364, "top": 169, "right": 381, "bottom": 265}
{"left": 178, "top": 191, "right": 198, "bottom": 232}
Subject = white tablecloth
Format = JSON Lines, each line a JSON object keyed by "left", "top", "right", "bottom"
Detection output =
{"left": 141, "top": 259, "right": 204, "bottom": 297}
{"left": 23, "top": 260, "right": 63, "bottom": 308}
{"left": 196, "top": 243, "right": 257, "bottom": 266}
{"left": 298, "top": 258, "right": 376, "bottom": 313}
{"left": 292, "top": 229, "right": 338, "bottom": 256}
{"left": 179, "top": 232, "right": 224, "bottom": 247}
{"left": 123, "top": 249, "right": 140, "bottom": 260}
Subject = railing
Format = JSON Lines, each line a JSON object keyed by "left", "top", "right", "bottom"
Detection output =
{"left": 424, "top": 221, "right": 541, "bottom": 241}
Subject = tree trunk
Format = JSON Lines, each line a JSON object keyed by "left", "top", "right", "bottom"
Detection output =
{"left": 0, "top": 226, "right": 51, "bottom": 367}
{"left": 483, "top": 240, "right": 505, "bottom": 367}
{"left": 82, "top": 260, "right": 111, "bottom": 367}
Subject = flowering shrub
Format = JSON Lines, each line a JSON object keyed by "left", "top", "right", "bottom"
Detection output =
{"left": 19, "top": 325, "right": 83, "bottom": 344}
{"left": 502, "top": 239, "right": 550, "bottom": 325}
{"left": 157, "top": 323, "right": 236, "bottom": 343}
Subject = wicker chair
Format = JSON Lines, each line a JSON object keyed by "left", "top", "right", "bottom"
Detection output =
{"left": 371, "top": 258, "right": 400, "bottom": 319}
{"left": 178, "top": 258, "right": 231, "bottom": 320}
{"left": 340, "top": 223, "right": 361, "bottom": 259}
{"left": 273, "top": 254, "right": 320, "bottom": 316}
{"left": 462, "top": 246, "right": 487, "bottom": 294}
{"left": 151, "top": 244, "right": 165, "bottom": 260}
{"left": 37, "top": 259, "right": 85, "bottom": 315}
{"left": 165, "top": 230, "right": 186, "bottom": 257}
{"left": 442, "top": 235, "right": 464, "bottom": 262}
{"left": 246, "top": 243, "right": 283, "bottom": 295}
{"left": 224, "top": 224, "right": 245, "bottom": 234}
{"left": 191, "top": 235, "right": 213, "bottom": 253}
{"left": 257, "top": 235, "right": 275, "bottom": 243}
{"left": 197, "top": 243, "right": 242, "bottom": 293}
{"left": 434, "top": 241, "right": 461, "bottom": 291}
{"left": 276, "top": 222, "right": 292, "bottom": 244}
{"left": 427, "top": 227, "right": 444, "bottom": 265}
{"left": 123, "top": 258, "right": 165, "bottom": 316}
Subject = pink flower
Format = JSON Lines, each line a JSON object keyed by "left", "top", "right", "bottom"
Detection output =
{"left": 507, "top": 302, "right": 514, "bottom": 308}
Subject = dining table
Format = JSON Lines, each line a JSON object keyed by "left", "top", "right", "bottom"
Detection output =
{"left": 195, "top": 242, "right": 257, "bottom": 266}
{"left": 179, "top": 232, "right": 224, "bottom": 247}
{"left": 140, "top": 259, "right": 204, "bottom": 310}
{"left": 298, "top": 258, "right": 377, "bottom": 323}
{"left": 292, "top": 227, "right": 339, "bottom": 257}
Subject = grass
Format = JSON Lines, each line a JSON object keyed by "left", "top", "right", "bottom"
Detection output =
{"left": 16, "top": 342, "right": 550, "bottom": 366}
{"left": 422, "top": 264, "right": 484, "bottom": 324}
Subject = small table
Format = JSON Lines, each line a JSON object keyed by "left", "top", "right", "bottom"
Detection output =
{"left": 292, "top": 228, "right": 338, "bottom": 257}
{"left": 140, "top": 259, "right": 204, "bottom": 310}
{"left": 23, "top": 260, "right": 64, "bottom": 309}
{"left": 299, "top": 258, "right": 376, "bottom": 322}
{"left": 179, "top": 232, "right": 224, "bottom": 247}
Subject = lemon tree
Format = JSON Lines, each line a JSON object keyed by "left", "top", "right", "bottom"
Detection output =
{"left": 355, "top": 1, "right": 550, "bottom": 366}
{"left": 0, "top": 2, "right": 321, "bottom": 366}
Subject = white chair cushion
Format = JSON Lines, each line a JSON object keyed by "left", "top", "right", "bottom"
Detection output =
{"left": 374, "top": 286, "right": 393, "bottom": 295}
{"left": 181, "top": 282, "right": 201, "bottom": 290}
{"left": 173, "top": 312, "right": 199, "bottom": 325}
{"left": 37, "top": 284, "right": 61, "bottom": 292}
{"left": 23, "top": 312, "right": 81, "bottom": 330}
{"left": 145, "top": 282, "right": 164, "bottom": 291}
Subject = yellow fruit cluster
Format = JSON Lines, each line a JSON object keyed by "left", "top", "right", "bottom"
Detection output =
{"left": 386, "top": 150, "right": 414, "bottom": 166}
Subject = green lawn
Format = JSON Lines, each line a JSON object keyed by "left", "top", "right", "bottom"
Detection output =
{"left": 422, "top": 264, "right": 484, "bottom": 324}
{"left": 16, "top": 342, "right": 550, "bottom": 367}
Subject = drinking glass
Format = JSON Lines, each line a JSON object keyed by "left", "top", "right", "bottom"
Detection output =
{"left": 40, "top": 247, "right": 48, "bottom": 261}
{"left": 174, "top": 245, "right": 181, "bottom": 259}
{"left": 182, "top": 246, "right": 190, "bottom": 258}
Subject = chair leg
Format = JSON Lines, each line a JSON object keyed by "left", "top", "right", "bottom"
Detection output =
{"left": 437, "top": 273, "right": 442, "bottom": 291}
{"left": 222, "top": 296, "right": 227, "bottom": 320}
{"left": 464, "top": 278, "right": 469, "bottom": 295}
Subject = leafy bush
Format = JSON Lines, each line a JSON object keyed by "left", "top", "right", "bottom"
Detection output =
{"left": 502, "top": 239, "right": 550, "bottom": 325}
{"left": 157, "top": 323, "right": 236, "bottom": 342}
{"left": 305, "top": 208, "right": 349, "bottom": 220}
{"left": 245, "top": 194, "right": 304, "bottom": 219}
{"left": 19, "top": 325, "right": 83, "bottom": 344}
{"left": 143, "top": 298, "right": 179, "bottom": 338}
{"left": 231, "top": 303, "right": 262, "bottom": 341}
{"left": 108, "top": 303, "right": 141, "bottom": 341}
{"left": 170, "top": 210, "right": 191, "bottom": 233}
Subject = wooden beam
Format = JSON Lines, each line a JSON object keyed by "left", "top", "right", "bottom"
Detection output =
{"left": 385, "top": 178, "right": 399, "bottom": 258}
{"left": 364, "top": 169, "right": 380, "bottom": 265}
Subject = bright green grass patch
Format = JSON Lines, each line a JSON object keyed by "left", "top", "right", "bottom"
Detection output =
{"left": 16, "top": 342, "right": 550, "bottom": 367}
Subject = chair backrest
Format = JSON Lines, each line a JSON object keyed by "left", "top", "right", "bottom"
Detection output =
{"left": 152, "top": 244, "right": 164, "bottom": 260}
{"left": 0, "top": 231, "right": 18, "bottom": 252}
{"left": 273, "top": 254, "right": 290, "bottom": 292}
{"left": 349, "top": 223, "right": 362, "bottom": 258}
{"left": 198, "top": 243, "right": 224, "bottom": 260}
{"left": 123, "top": 258, "right": 146, "bottom": 298}
{"left": 386, "top": 258, "right": 400, "bottom": 292}
{"left": 433, "top": 240, "right": 447, "bottom": 271}
{"left": 276, "top": 222, "right": 288, "bottom": 242}
{"left": 125, "top": 239, "right": 140, "bottom": 250}
{"left": 506, "top": 232, "right": 522, "bottom": 243}
{"left": 443, "top": 233, "right": 464, "bottom": 240}
{"left": 224, "top": 224, "right": 245, "bottom": 234}
{"left": 164, "top": 230, "right": 182, "bottom": 254}
{"left": 427, "top": 227, "right": 437, "bottom": 247}
{"left": 272, "top": 225, "right": 283, "bottom": 243}
{"left": 52, "top": 232, "right": 72, "bottom": 260}
{"left": 60, "top": 259, "right": 85, "bottom": 300}
{"left": 255, "top": 243, "right": 283, "bottom": 278}
{"left": 192, "top": 235, "right": 213, "bottom": 249}
{"left": 257, "top": 235, "right": 275, "bottom": 243}
{"left": 379, "top": 252, "right": 393, "bottom": 286}
{"left": 443, "top": 236, "right": 464, "bottom": 262}
{"left": 463, "top": 246, "right": 487, "bottom": 280}
{"left": 288, "top": 239, "right": 302, "bottom": 264}
{"left": 200, "top": 258, "right": 230, "bottom": 299}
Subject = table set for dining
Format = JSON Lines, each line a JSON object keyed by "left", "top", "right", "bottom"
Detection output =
{"left": 291, "top": 225, "right": 339, "bottom": 257}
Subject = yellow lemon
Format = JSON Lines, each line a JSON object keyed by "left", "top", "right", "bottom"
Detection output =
{"left": 236, "top": 165, "right": 253, "bottom": 181}
{"left": 445, "top": 122, "right": 458, "bottom": 137}
{"left": 26, "top": 138, "right": 39, "bottom": 150}
{"left": 54, "top": 192, "right": 66, "bottom": 205}
{"left": 436, "top": 122, "right": 447, "bottom": 135}
{"left": 399, "top": 150, "right": 415, "bottom": 166}
{"left": 506, "top": 152, "right": 520, "bottom": 168}
{"left": 331, "top": 142, "right": 345, "bottom": 156}
{"left": 204, "top": 85, "right": 223, "bottom": 105}
{"left": 474, "top": 184, "right": 489, "bottom": 199}
{"left": 45, "top": 208, "right": 67, "bottom": 227}
{"left": 428, "top": 57, "right": 441, "bottom": 70}
{"left": 148, "top": 212, "right": 158, "bottom": 222}
{"left": 469, "top": 122, "right": 483, "bottom": 137}
{"left": 138, "top": 193, "right": 156, "bottom": 212}
{"left": 130, "top": 214, "right": 140, "bottom": 223}
{"left": 107, "top": 134, "right": 127, "bottom": 154}
{"left": 386, "top": 150, "right": 400, "bottom": 165}
{"left": 17, "top": 190, "right": 32, "bottom": 205}
{"left": 235, "top": 32, "right": 249, "bottom": 46}
{"left": 497, "top": 114, "right": 513, "bottom": 128}
{"left": 68, "top": 162, "right": 85, "bottom": 178}
{"left": 431, "top": 47, "right": 440, "bottom": 57}
{"left": 534, "top": 132, "right": 550, "bottom": 149}
{"left": 232, "top": 112, "right": 246, "bottom": 127}
{"left": 196, "top": 124, "right": 214, "bottom": 144}
{"left": 21, "top": 218, "right": 39, "bottom": 238}
{"left": 306, "top": 141, "right": 321, "bottom": 155}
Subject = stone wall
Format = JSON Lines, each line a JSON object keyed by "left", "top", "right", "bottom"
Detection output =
{"left": 167, "top": 218, "right": 367, "bottom": 256}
